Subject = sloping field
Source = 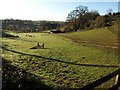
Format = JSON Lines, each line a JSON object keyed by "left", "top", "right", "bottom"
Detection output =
{"left": 1, "top": 31, "right": 119, "bottom": 89}
{"left": 60, "top": 27, "right": 119, "bottom": 52}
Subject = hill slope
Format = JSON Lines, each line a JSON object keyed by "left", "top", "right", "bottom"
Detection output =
{"left": 60, "top": 27, "right": 118, "bottom": 52}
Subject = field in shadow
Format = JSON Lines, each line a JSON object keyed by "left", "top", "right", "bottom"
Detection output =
{"left": 2, "top": 58, "right": 53, "bottom": 90}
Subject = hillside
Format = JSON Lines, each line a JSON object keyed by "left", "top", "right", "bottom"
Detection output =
{"left": 1, "top": 2, "right": 120, "bottom": 89}
{"left": 60, "top": 26, "right": 119, "bottom": 52}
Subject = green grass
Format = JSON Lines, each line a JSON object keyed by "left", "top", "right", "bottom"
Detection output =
{"left": 60, "top": 27, "right": 119, "bottom": 52}
{"left": 2, "top": 31, "right": 119, "bottom": 89}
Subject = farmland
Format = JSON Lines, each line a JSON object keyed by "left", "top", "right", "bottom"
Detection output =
{"left": 1, "top": 29, "right": 119, "bottom": 89}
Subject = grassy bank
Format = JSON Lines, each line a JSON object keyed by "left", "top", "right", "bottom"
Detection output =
{"left": 60, "top": 27, "right": 118, "bottom": 52}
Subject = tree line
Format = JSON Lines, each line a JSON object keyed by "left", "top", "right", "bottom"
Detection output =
{"left": 2, "top": 19, "right": 63, "bottom": 33}
{"left": 2, "top": 5, "right": 120, "bottom": 33}
{"left": 63, "top": 5, "right": 120, "bottom": 32}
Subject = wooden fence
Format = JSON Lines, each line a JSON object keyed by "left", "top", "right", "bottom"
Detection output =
{"left": 79, "top": 68, "right": 120, "bottom": 90}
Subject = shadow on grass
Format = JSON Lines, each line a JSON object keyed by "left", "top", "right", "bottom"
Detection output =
{"left": 2, "top": 58, "right": 53, "bottom": 90}
{"left": 1, "top": 31, "right": 19, "bottom": 38}
{"left": 2, "top": 46, "right": 118, "bottom": 68}
{"left": 30, "top": 47, "right": 50, "bottom": 50}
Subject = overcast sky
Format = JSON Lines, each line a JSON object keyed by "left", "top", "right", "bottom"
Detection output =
{"left": 0, "top": 0, "right": 119, "bottom": 21}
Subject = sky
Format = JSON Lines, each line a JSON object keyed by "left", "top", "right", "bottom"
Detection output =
{"left": 0, "top": 0, "right": 119, "bottom": 21}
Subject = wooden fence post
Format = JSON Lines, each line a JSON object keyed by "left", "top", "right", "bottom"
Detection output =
{"left": 114, "top": 64, "right": 120, "bottom": 88}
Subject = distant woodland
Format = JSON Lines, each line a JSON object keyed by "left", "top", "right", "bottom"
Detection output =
{"left": 2, "top": 5, "right": 120, "bottom": 33}
{"left": 2, "top": 19, "right": 64, "bottom": 33}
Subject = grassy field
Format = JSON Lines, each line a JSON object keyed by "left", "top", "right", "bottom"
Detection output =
{"left": 60, "top": 27, "right": 119, "bottom": 53}
{"left": 1, "top": 30, "right": 119, "bottom": 89}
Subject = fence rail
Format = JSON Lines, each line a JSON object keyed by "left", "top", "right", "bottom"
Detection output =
{"left": 79, "top": 69, "right": 120, "bottom": 90}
